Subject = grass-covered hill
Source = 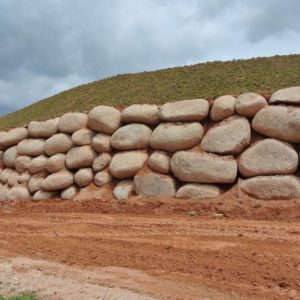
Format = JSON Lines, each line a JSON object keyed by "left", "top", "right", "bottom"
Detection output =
{"left": 0, "top": 54, "right": 299, "bottom": 129}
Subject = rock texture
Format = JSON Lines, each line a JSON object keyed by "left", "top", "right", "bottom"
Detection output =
{"left": 74, "top": 168, "right": 94, "bottom": 187}
{"left": 72, "top": 128, "right": 94, "bottom": 145}
{"left": 61, "top": 185, "right": 77, "bottom": 200}
{"left": 6, "top": 187, "right": 30, "bottom": 201}
{"left": 94, "top": 171, "right": 112, "bottom": 187}
{"left": 92, "top": 133, "right": 111, "bottom": 153}
{"left": 33, "top": 190, "right": 56, "bottom": 201}
{"left": 210, "top": 95, "right": 236, "bottom": 121}
{"left": 3, "top": 146, "right": 18, "bottom": 168}
{"left": 29, "top": 155, "right": 48, "bottom": 174}
{"left": 41, "top": 170, "right": 74, "bottom": 191}
{"left": 121, "top": 104, "right": 159, "bottom": 125}
{"left": 28, "top": 118, "right": 58, "bottom": 138}
{"left": 0, "top": 128, "right": 28, "bottom": 150}
{"left": 47, "top": 154, "right": 66, "bottom": 173}
{"left": 269, "top": 86, "right": 300, "bottom": 105}
{"left": 58, "top": 112, "right": 88, "bottom": 133}
{"left": 17, "top": 139, "right": 45, "bottom": 156}
{"left": 66, "top": 146, "right": 96, "bottom": 169}
{"left": 113, "top": 180, "right": 134, "bottom": 200}
{"left": 147, "top": 151, "right": 170, "bottom": 174}
{"left": 236, "top": 93, "right": 268, "bottom": 117}
{"left": 15, "top": 156, "right": 31, "bottom": 173}
{"left": 44, "top": 133, "right": 73, "bottom": 156}
{"left": 176, "top": 183, "right": 222, "bottom": 199}
{"left": 92, "top": 153, "right": 111, "bottom": 172}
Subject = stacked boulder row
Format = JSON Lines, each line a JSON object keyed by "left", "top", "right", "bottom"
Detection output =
{"left": 0, "top": 86, "right": 300, "bottom": 202}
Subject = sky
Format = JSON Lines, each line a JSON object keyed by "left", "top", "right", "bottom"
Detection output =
{"left": 0, "top": 0, "right": 299, "bottom": 115}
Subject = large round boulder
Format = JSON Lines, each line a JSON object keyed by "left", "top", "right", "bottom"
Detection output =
{"left": 92, "top": 153, "right": 111, "bottom": 172}
{"left": 252, "top": 105, "right": 300, "bottom": 143}
{"left": 176, "top": 183, "right": 222, "bottom": 199}
{"left": 109, "top": 151, "right": 148, "bottom": 179}
{"left": 269, "top": 86, "right": 300, "bottom": 105}
{"left": 46, "top": 153, "right": 66, "bottom": 173}
{"left": 17, "top": 139, "right": 45, "bottom": 156}
{"left": 15, "top": 155, "right": 32, "bottom": 173}
{"left": 29, "top": 155, "right": 48, "bottom": 174}
{"left": 110, "top": 124, "right": 152, "bottom": 150}
{"left": 66, "top": 146, "right": 96, "bottom": 169}
{"left": 201, "top": 116, "right": 251, "bottom": 154}
{"left": 121, "top": 104, "right": 159, "bottom": 125}
{"left": 6, "top": 186, "right": 30, "bottom": 201}
{"left": 88, "top": 106, "right": 121, "bottom": 134}
{"left": 113, "top": 180, "right": 134, "bottom": 200}
{"left": 171, "top": 151, "right": 237, "bottom": 184}
{"left": 0, "top": 128, "right": 28, "bottom": 150}
{"left": 239, "top": 139, "right": 298, "bottom": 177}
{"left": 3, "top": 146, "right": 18, "bottom": 168}
{"left": 44, "top": 133, "right": 73, "bottom": 156}
{"left": 58, "top": 112, "right": 88, "bottom": 133}
{"left": 236, "top": 92, "right": 268, "bottom": 117}
{"left": 40, "top": 170, "right": 74, "bottom": 191}
{"left": 72, "top": 128, "right": 95, "bottom": 146}
{"left": 150, "top": 122, "right": 204, "bottom": 152}
{"left": 94, "top": 171, "right": 112, "bottom": 187}
{"left": 134, "top": 171, "right": 176, "bottom": 197}
{"left": 74, "top": 168, "right": 94, "bottom": 187}
{"left": 92, "top": 133, "right": 111, "bottom": 153}
{"left": 28, "top": 118, "right": 59, "bottom": 138}
{"left": 210, "top": 95, "right": 236, "bottom": 121}
{"left": 147, "top": 151, "right": 170, "bottom": 174}
{"left": 240, "top": 175, "right": 300, "bottom": 200}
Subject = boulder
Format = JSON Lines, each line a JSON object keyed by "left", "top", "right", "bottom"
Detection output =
{"left": 15, "top": 155, "right": 32, "bottom": 173}
{"left": 7, "top": 171, "right": 20, "bottom": 186}
{"left": 0, "top": 128, "right": 28, "bottom": 150}
{"left": 201, "top": 116, "right": 251, "bottom": 154}
{"left": 0, "top": 168, "right": 15, "bottom": 184}
{"left": 72, "top": 128, "right": 95, "bottom": 145}
{"left": 61, "top": 185, "right": 77, "bottom": 200}
{"left": 18, "top": 173, "right": 31, "bottom": 184}
{"left": 28, "top": 118, "right": 59, "bottom": 138}
{"left": 66, "top": 146, "right": 96, "bottom": 169}
{"left": 210, "top": 95, "right": 236, "bottom": 121}
{"left": 94, "top": 171, "right": 112, "bottom": 187}
{"left": 46, "top": 153, "right": 66, "bottom": 173}
{"left": 171, "top": 151, "right": 237, "bottom": 184}
{"left": 92, "top": 133, "right": 111, "bottom": 153}
{"left": 239, "top": 139, "right": 298, "bottom": 177}
{"left": 109, "top": 151, "right": 148, "bottom": 179}
{"left": 252, "top": 105, "right": 300, "bottom": 143}
{"left": 236, "top": 92, "right": 268, "bottom": 117}
{"left": 176, "top": 183, "right": 222, "bottom": 199}
{"left": 92, "top": 153, "right": 111, "bottom": 172}
{"left": 17, "top": 139, "right": 45, "bottom": 156}
{"left": 88, "top": 106, "right": 121, "bottom": 134}
{"left": 40, "top": 170, "right": 74, "bottom": 191}
{"left": 121, "top": 104, "right": 159, "bottom": 125}
{"left": 28, "top": 176, "right": 45, "bottom": 194}
{"left": 110, "top": 124, "right": 152, "bottom": 150}
{"left": 0, "top": 185, "right": 8, "bottom": 201}
{"left": 29, "top": 155, "right": 48, "bottom": 173}
{"left": 33, "top": 190, "right": 56, "bottom": 201}
{"left": 44, "top": 133, "right": 73, "bottom": 156}
{"left": 6, "top": 187, "right": 30, "bottom": 201}
{"left": 159, "top": 99, "right": 209, "bottom": 121}
{"left": 240, "top": 175, "right": 300, "bottom": 200}
{"left": 3, "top": 146, "right": 18, "bottom": 168}
{"left": 269, "top": 86, "right": 300, "bottom": 105}
{"left": 147, "top": 151, "right": 170, "bottom": 174}
{"left": 113, "top": 180, "right": 134, "bottom": 200}
{"left": 58, "top": 112, "right": 88, "bottom": 133}
{"left": 150, "top": 122, "right": 204, "bottom": 152}
{"left": 74, "top": 168, "right": 94, "bottom": 187}
{"left": 134, "top": 172, "right": 176, "bottom": 197}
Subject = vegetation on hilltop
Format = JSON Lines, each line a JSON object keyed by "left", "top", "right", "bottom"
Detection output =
{"left": 0, "top": 54, "right": 299, "bottom": 129}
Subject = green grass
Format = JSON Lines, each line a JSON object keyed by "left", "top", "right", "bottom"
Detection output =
{"left": 0, "top": 294, "right": 37, "bottom": 300}
{"left": 0, "top": 54, "right": 299, "bottom": 129}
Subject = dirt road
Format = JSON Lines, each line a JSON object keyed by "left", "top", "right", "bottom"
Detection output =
{"left": 0, "top": 212, "right": 299, "bottom": 299}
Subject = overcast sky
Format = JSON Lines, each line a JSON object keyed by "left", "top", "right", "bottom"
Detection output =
{"left": 0, "top": 0, "right": 299, "bottom": 115}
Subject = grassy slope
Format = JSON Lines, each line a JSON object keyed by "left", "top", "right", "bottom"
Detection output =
{"left": 0, "top": 54, "right": 299, "bottom": 129}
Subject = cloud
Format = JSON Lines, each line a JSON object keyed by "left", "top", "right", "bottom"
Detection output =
{"left": 0, "top": 0, "right": 299, "bottom": 115}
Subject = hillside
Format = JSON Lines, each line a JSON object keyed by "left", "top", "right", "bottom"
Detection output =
{"left": 0, "top": 54, "right": 299, "bottom": 129}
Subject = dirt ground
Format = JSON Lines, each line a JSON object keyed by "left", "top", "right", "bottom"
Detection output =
{"left": 0, "top": 185, "right": 300, "bottom": 300}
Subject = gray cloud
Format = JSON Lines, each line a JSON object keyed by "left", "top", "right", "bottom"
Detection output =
{"left": 0, "top": 0, "right": 299, "bottom": 115}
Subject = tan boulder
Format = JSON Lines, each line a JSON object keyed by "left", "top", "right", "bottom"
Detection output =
{"left": 159, "top": 99, "right": 209, "bottom": 121}
{"left": 210, "top": 95, "right": 236, "bottom": 121}
{"left": 269, "top": 86, "right": 300, "bottom": 105}
{"left": 46, "top": 153, "right": 66, "bottom": 173}
{"left": 44, "top": 133, "right": 73, "bottom": 156}
{"left": 171, "top": 151, "right": 237, "bottom": 183}
{"left": 58, "top": 112, "right": 88, "bottom": 133}
{"left": 28, "top": 118, "right": 59, "bottom": 138}
{"left": 0, "top": 185, "right": 8, "bottom": 201}
{"left": 33, "top": 190, "right": 56, "bottom": 201}
{"left": 7, "top": 171, "right": 20, "bottom": 186}
{"left": 150, "top": 122, "right": 203, "bottom": 152}
{"left": 17, "top": 139, "right": 45, "bottom": 156}
{"left": 113, "top": 180, "right": 134, "bottom": 200}
{"left": 15, "top": 155, "right": 32, "bottom": 173}
{"left": 66, "top": 146, "right": 96, "bottom": 169}
{"left": 61, "top": 185, "right": 77, "bottom": 200}
{"left": 109, "top": 151, "right": 148, "bottom": 179}
{"left": 92, "top": 153, "right": 111, "bottom": 172}
{"left": 240, "top": 175, "right": 300, "bottom": 200}
{"left": 252, "top": 105, "right": 300, "bottom": 143}
{"left": 3, "top": 146, "right": 18, "bottom": 168}
{"left": 6, "top": 186, "right": 30, "bottom": 201}
{"left": 147, "top": 151, "right": 170, "bottom": 174}
{"left": 29, "top": 155, "right": 48, "bottom": 173}
{"left": 121, "top": 104, "right": 159, "bottom": 125}
{"left": 239, "top": 139, "right": 298, "bottom": 177}
{"left": 40, "top": 170, "right": 74, "bottom": 191}
{"left": 72, "top": 128, "right": 95, "bottom": 145}
{"left": 0, "top": 127, "right": 28, "bottom": 150}
{"left": 111, "top": 124, "right": 152, "bottom": 150}
{"left": 28, "top": 175, "right": 45, "bottom": 194}
{"left": 236, "top": 92, "right": 268, "bottom": 117}
{"left": 18, "top": 173, "right": 31, "bottom": 184}
{"left": 92, "top": 133, "right": 111, "bottom": 153}
{"left": 94, "top": 171, "right": 112, "bottom": 187}
{"left": 134, "top": 171, "right": 176, "bottom": 197}
{"left": 176, "top": 183, "right": 222, "bottom": 199}
{"left": 88, "top": 106, "right": 121, "bottom": 134}
{"left": 74, "top": 168, "right": 94, "bottom": 187}
{"left": 0, "top": 168, "right": 15, "bottom": 184}
{"left": 201, "top": 116, "right": 251, "bottom": 154}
